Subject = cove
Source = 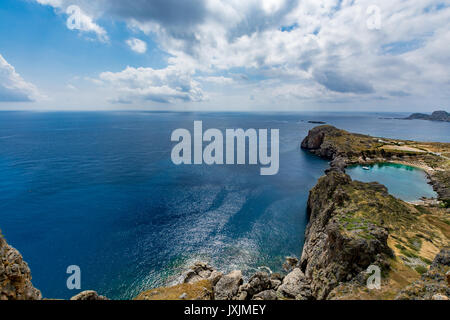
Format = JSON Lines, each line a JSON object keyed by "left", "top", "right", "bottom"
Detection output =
{"left": 346, "top": 163, "right": 437, "bottom": 202}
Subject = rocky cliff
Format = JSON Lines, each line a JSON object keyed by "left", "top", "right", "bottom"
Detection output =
{"left": 0, "top": 232, "right": 41, "bottom": 300}
{"left": 297, "top": 126, "right": 450, "bottom": 300}
{"left": 301, "top": 125, "right": 450, "bottom": 203}
{"left": 299, "top": 171, "right": 394, "bottom": 299}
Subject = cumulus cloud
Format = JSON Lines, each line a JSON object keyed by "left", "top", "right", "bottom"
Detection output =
{"left": 98, "top": 66, "right": 204, "bottom": 104}
{"left": 126, "top": 38, "right": 147, "bottom": 54}
{"left": 197, "top": 76, "right": 234, "bottom": 85}
{"left": 0, "top": 54, "right": 41, "bottom": 102}
{"left": 32, "top": 0, "right": 450, "bottom": 108}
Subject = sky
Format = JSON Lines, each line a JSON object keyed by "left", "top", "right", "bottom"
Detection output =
{"left": 0, "top": 0, "right": 449, "bottom": 112}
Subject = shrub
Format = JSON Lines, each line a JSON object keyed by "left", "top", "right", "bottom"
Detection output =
{"left": 415, "top": 266, "right": 428, "bottom": 275}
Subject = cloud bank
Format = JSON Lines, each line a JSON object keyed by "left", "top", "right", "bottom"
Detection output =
{"left": 0, "top": 55, "right": 40, "bottom": 102}
{"left": 30, "top": 0, "right": 450, "bottom": 109}
{"left": 99, "top": 66, "right": 204, "bottom": 104}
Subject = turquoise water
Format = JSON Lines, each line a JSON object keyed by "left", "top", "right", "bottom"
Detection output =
{"left": 347, "top": 163, "right": 437, "bottom": 202}
{"left": 0, "top": 111, "right": 447, "bottom": 299}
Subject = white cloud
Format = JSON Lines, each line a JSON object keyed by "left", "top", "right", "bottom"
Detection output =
{"left": 0, "top": 54, "right": 41, "bottom": 102}
{"left": 197, "top": 76, "right": 234, "bottom": 84}
{"left": 31, "top": 0, "right": 450, "bottom": 109}
{"left": 98, "top": 66, "right": 204, "bottom": 104}
{"left": 35, "top": 0, "right": 62, "bottom": 6}
{"left": 126, "top": 38, "right": 147, "bottom": 54}
{"left": 121, "top": 0, "right": 450, "bottom": 106}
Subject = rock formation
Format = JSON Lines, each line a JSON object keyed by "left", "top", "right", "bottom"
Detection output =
{"left": 396, "top": 248, "right": 449, "bottom": 300}
{"left": 405, "top": 110, "right": 450, "bottom": 122}
{"left": 0, "top": 232, "right": 42, "bottom": 300}
{"left": 70, "top": 290, "right": 109, "bottom": 300}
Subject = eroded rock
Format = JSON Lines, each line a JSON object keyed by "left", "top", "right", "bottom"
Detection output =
{"left": 276, "top": 268, "right": 311, "bottom": 300}
{"left": 214, "top": 270, "right": 243, "bottom": 300}
{"left": 70, "top": 290, "right": 109, "bottom": 300}
{"left": 0, "top": 234, "right": 42, "bottom": 300}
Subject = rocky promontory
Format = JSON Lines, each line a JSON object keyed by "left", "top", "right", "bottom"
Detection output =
{"left": 301, "top": 125, "right": 450, "bottom": 204}
{"left": 0, "top": 232, "right": 41, "bottom": 300}
{"left": 404, "top": 110, "right": 450, "bottom": 122}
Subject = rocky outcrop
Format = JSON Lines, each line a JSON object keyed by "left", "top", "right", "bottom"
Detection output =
{"left": 298, "top": 125, "right": 450, "bottom": 300}
{"left": 136, "top": 262, "right": 286, "bottom": 300}
{"left": 405, "top": 111, "right": 450, "bottom": 122}
{"left": 214, "top": 270, "right": 243, "bottom": 300}
{"left": 0, "top": 233, "right": 42, "bottom": 300}
{"left": 237, "top": 272, "right": 273, "bottom": 300}
{"left": 396, "top": 248, "right": 450, "bottom": 300}
{"left": 70, "top": 290, "right": 109, "bottom": 300}
{"left": 301, "top": 125, "right": 342, "bottom": 159}
{"left": 276, "top": 268, "right": 311, "bottom": 300}
{"left": 301, "top": 125, "right": 450, "bottom": 203}
{"left": 182, "top": 261, "right": 223, "bottom": 285}
{"left": 298, "top": 171, "right": 394, "bottom": 299}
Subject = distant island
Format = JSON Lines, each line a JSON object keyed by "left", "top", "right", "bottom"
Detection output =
{"left": 308, "top": 121, "right": 326, "bottom": 124}
{"left": 404, "top": 110, "right": 450, "bottom": 122}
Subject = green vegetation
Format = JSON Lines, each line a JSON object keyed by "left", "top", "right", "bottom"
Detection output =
{"left": 400, "top": 249, "right": 418, "bottom": 259}
{"left": 414, "top": 266, "right": 428, "bottom": 275}
{"left": 419, "top": 257, "right": 432, "bottom": 265}
{"left": 406, "top": 237, "right": 422, "bottom": 251}
{"left": 415, "top": 205, "right": 431, "bottom": 215}
{"left": 442, "top": 199, "right": 450, "bottom": 208}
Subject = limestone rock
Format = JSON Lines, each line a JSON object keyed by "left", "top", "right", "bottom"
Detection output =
{"left": 276, "top": 268, "right": 311, "bottom": 300}
{"left": 0, "top": 234, "right": 42, "bottom": 300}
{"left": 214, "top": 270, "right": 243, "bottom": 300}
{"left": 238, "top": 272, "right": 272, "bottom": 299}
{"left": 282, "top": 257, "right": 298, "bottom": 272}
{"left": 183, "top": 261, "right": 215, "bottom": 284}
{"left": 299, "top": 170, "right": 396, "bottom": 299}
{"left": 396, "top": 248, "right": 450, "bottom": 300}
{"left": 70, "top": 290, "right": 109, "bottom": 300}
{"left": 252, "top": 290, "right": 277, "bottom": 300}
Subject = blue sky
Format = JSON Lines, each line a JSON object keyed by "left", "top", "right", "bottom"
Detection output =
{"left": 0, "top": 0, "right": 449, "bottom": 111}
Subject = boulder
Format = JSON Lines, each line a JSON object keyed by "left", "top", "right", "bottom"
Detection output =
{"left": 183, "top": 261, "right": 216, "bottom": 284}
{"left": 276, "top": 268, "right": 311, "bottom": 300}
{"left": 252, "top": 290, "right": 277, "bottom": 300}
{"left": 70, "top": 290, "right": 109, "bottom": 300}
{"left": 214, "top": 270, "right": 243, "bottom": 300}
{"left": 238, "top": 272, "right": 272, "bottom": 298}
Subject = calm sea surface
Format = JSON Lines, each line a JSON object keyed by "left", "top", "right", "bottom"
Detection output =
{"left": 0, "top": 111, "right": 448, "bottom": 299}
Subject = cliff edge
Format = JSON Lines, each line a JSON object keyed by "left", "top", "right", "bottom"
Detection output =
{"left": 0, "top": 231, "right": 42, "bottom": 300}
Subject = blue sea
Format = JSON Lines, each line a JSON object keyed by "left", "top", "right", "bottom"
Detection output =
{"left": 0, "top": 111, "right": 448, "bottom": 299}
